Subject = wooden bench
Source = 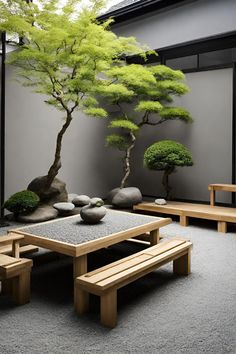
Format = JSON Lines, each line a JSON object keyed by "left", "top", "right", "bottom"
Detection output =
{"left": 75, "top": 238, "right": 192, "bottom": 328}
{"left": 208, "top": 183, "right": 236, "bottom": 206}
{"left": 0, "top": 235, "right": 33, "bottom": 305}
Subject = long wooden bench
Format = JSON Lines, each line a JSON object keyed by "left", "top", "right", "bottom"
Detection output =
{"left": 75, "top": 238, "right": 192, "bottom": 328}
{"left": 134, "top": 201, "right": 236, "bottom": 233}
{"left": 0, "top": 235, "right": 33, "bottom": 305}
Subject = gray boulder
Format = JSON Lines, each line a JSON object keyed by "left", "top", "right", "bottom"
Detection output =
{"left": 106, "top": 188, "right": 120, "bottom": 204}
{"left": 53, "top": 202, "right": 75, "bottom": 216}
{"left": 72, "top": 195, "right": 91, "bottom": 206}
{"left": 68, "top": 193, "right": 78, "bottom": 202}
{"left": 28, "top": 176, "right": 68, "bottom": 205}
{"left": 18, "top": 205, "right": 58, "bottom": 223}
{"left": 109, "top": 187, "right": 142, "bottom": 208}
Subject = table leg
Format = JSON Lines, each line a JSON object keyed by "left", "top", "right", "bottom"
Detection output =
{"left": 150, "top": 229, "right": 160, "bottom": 245}
{"left": 73, "top": 255, "right": 89, "bottom": 312}
{"left": 73, "top": 255, "right": 87, "bottom": 278}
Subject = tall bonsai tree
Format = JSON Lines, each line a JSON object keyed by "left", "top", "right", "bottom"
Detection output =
{"left": 0, "top": 0, "right": 145, "bottom": 199}
{"left": 98, "top": 64, "right": 193, "bottom": 189}
{"left": 144, "top": 140, "right": 193, "bottom": 199}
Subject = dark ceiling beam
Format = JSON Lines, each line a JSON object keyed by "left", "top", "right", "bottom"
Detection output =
{"left": 126, "top": 30, "right": 236, "bottom": 64}
{"left": 98, "top": 0, "right": 196, "bottom": 24}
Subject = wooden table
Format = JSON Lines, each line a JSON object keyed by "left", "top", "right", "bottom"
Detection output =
{"left": 7, "top": 210, "right": 171, "bottom": 281}
{"left": 208, "top": 184, "right": 236, "bottom": 206}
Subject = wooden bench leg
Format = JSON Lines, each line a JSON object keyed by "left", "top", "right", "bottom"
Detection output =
{"left": 210, "top": 190, "right": 215, "bottom": 206}
{"left": 150, "top": 229, "right": 160, "bottom": 245}
{"left": 217, "top": 221, "right": 227, "bottom": 233}
{"left": 12, "top": 271, "right": 31, "bottom": 305}
{"left": 173, "top": 251, "right": 191, "bottom": 275}
{"left": 101, "top": 290, "right": 117, "bottom": 328}
{"left": 180, "top": 215, "right": 189, "bottom": 227}
{"left": 74, "top": 286, "right": 89, "bottom": 314}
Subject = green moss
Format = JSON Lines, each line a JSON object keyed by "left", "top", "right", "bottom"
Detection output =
{"left": 4, "top": 190, "right": 40, "bottom": 215}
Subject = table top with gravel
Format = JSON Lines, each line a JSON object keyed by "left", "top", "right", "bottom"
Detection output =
{"left": 12, "top": 210, "right": 167, "bottom": 245}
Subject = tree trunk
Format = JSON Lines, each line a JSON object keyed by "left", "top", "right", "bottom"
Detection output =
{"left": 45, "top": 112, "right": 73, "bottom": 189}
{"left": 120, "top": 132, "right": 136, "bottom": 189}
{"left": 162, "top": 167, "right": 175, "bottom": 200}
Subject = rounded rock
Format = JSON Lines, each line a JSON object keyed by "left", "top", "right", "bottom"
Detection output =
{"left": 68, "top": 193, "right": 78, "bottom": 202}
{"left": 18, "top": 206, "right": 58, "bottom": 223}
{"left": 155, "top": 198, "right": 167, "bottom": 205}
{"left": 53, "top": 202, "right": 75, "bottom": 211}
{"left": 80, "top": 205, "right": 107, "bottom": 224}
{"left": 72, "top": 195, "right": 91, "bottom": 206}
{"left": 111, "top": 187, "right": 142, "bottom": 208}
{"left": 53, "top": 202, "right": 75, "bottom": 216}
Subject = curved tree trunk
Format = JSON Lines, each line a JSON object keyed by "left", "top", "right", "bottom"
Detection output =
{"left": 45, "top": 112, "right": 73, "bottom": 189}
{"left": 162, "top": 167, "right": 175, "bottom": 200}
{"left": 120, "top": 131, "right": 136, "bottom": 189}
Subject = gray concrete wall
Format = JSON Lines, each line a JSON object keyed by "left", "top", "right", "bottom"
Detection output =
{"left": 5, "top": 64, "right": 122, "bottom": 199}
{"left": 113, "top": 0, "right": 236, "bottom": 49}
{"left": 129, "top": 68, "right": 233, "bottom": 203}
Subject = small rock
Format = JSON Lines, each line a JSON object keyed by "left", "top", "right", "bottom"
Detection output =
{"left": 72, "top": 195, "right": 91, "bottom": 206}
{"left": 53, "top": 202, "right": 75, "bottom": 216}
{"left": 90, "top": 198, "right": 104, "bottom": 207}
{"left": 68, "top": 193, "right": 78, "bottom": 202}
{"left": 111, "top": 187, "right": 142, "bottom": 208}
{"left": 155, "top": 198, "right": 167, "bottom": 205}
{"left": 80, "top": 205, "right": 107, "bottom": 224}
{"left": 18, "top": 205, "right": 58, "bottom": 223}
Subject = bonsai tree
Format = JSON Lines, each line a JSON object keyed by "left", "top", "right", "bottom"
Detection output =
{"left": 0, "top": 0, "right": 145, "bottom": 202}
{"left": 144, "top": 140, "right": 193, "bottom": 199}
{"left": 99, "top": 64, "right": 193, "bottom": 189}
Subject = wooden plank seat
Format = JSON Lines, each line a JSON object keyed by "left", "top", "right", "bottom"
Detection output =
{"left": 75, "top": 238, "right": 192, "bottom": 328}
{"left": 0, "top": 235, "right": 33, "bottom": 305}
{"left": 134, "top": 201, "right": 236, "bottom": 233}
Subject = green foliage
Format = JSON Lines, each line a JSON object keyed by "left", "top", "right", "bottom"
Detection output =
{"left": 95, "top": 83, "right": 134, "bottom": 101}
{"left": 100, "top": 60, "right": 192, "bottom": 188}
{"left": 106, "top": 64, "right": 156, "bottom": 90}
{"left": 0, "top": 0, "right": 146, "bottom": 114}
{"left": 144, "top": 140, "right": 193, "bottom": 171}
{"left": 135, "top": 100, "right": 163, "bottom": 113}
{"left": 0, "top": 0, "right": 147, "bottom": 185}
{"left": 109, "top": 119, "right": 139, "bottom": 131}
{"left": 106, "top": 134, "right": 129, "bottom": 151}
{"left": 84, "top": 107, "right": 108, "bottom": 118}
{"left": 159, "top": 107, "right": 193, "bottom": 123}
{"left": 149, "top": 65, "right": 185, "bottom": 80}
{"left": 4, "top": 190, "right": 40, "bottom": 215}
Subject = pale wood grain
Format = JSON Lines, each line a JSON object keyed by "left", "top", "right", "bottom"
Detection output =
{"left": 75, "top": 239, "right": 192, "bottom": 327}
